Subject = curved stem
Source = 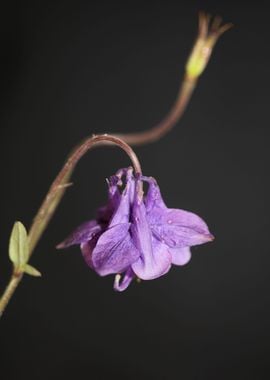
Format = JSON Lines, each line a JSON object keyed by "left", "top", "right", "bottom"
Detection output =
{"left": 0, "top": 70, "right": 195, "bottom": 316}
{"left": 0, "top": 70, "right": 192, "bottom": 315}
{"left": 28, "top": 134, "right": 141, "bottom": 255}
{"left": 0, "top": 135, "right": 141, "bottom": 316}
{"left": 115, "top": 12, "right": 231, "bottom": 146}
{"left": 117, "top": 75, "right": 196, "bottom": 146}
{"left": 0, "top": 12, "right": 231, "bottom": 317}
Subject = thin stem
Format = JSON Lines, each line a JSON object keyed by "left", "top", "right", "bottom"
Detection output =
{"left": 114, "top": 14, "right": 231, "bottom": 146}
{"left": 25, "top": 52, "right": 197, "bottom": 257}
{"left": 0, "top": 135, "right": 141, "bottom": 317}
{"left": 0, "top": 272, "right": 22, "bottom": 317}
{"left": 0, "top": 71, "right": 192, "bottom": 313}
{"left": 117, "top": 75, "right": 197, "bottom": 146}
{"left": 0, "top": 12, "right": 231, "bottom": 317}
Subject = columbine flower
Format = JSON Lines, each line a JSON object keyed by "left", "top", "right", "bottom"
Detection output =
{"left": 57, "top": 168, "right": 214, "bottom": 291}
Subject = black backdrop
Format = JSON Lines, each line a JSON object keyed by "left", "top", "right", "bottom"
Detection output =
{"left": 1, "top": 1, "right": 270, "bottom": 379}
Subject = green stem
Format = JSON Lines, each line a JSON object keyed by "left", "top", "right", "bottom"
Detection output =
{"left": 0, "top": 272, "right": 23, "bottom": 317}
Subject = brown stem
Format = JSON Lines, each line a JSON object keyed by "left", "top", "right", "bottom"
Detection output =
{"left": 0, "top": 135, "right": 141, "bottom": 317}
{"left": 117, "top": 75, "right": 197, "bottom": 145}
{"left": 0, "top": 12, "right": 231, "bottom": 317}
{"left": 28, "top": 134, "right": 141, "bottom": 255}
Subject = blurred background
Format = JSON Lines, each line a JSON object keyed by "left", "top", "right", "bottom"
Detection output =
{"left": 1, "top": 0, "right": 269, "bottom": 379}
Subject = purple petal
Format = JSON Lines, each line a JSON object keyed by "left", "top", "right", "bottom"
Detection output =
{"left": 57, "top": 220, "right": 103, "bottom": 248}
{"left": 96, "top": 172, "right": 123, "bottom": 222}
{"left": 143, "top": 176, "right": 213, "bottom": 248}
{"left": 80, "top": 236, "right": 101, "bottom": 269}
{"left": 130, "top": 185, "right": 171, "bottom": 280}
{"left": 92, "top": 223, "right": 140, "bottom": 276}
{"left": 170, "top": 246, "right": 191, "bottom": 266}
{"left": 108, "top": 167, "right": 134, "bottom": 205}
{"left": 150, "top": 208, "right": 214, "bottom": 248}
{"left": 114, "top": 267, "right": 135, "bottom": 291}
{"left": 108, "top": 170, "right": 135, "bottom": 226}
{"left": 143, "top": 176, "right": 167, "bottom": 213}
{"left": 132, "top": 237, "right": 172, "bottom": 280}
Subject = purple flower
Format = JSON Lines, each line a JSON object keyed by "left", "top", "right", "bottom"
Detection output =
{"left": 57, "top": 167, "right": 214, "bottom": 291}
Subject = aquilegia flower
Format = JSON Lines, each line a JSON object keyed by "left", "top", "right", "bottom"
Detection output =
{"left": 57, "top": 167, "right": 214, "bottom": 291}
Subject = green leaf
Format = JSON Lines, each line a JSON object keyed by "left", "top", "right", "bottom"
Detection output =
{"left": 9, "top": 221, "right": 29, "bottom": 269}
{"left": 23, "top": 264, "right": 42, "bottom": 277}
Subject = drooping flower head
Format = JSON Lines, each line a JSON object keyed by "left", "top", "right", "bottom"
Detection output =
{"left": 57, "top": 168, "right": 214, "bottom": 291}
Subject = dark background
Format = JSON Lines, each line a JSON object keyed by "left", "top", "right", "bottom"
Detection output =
{"left": 0, "top": 0, "right": 269, "bottom": 379}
